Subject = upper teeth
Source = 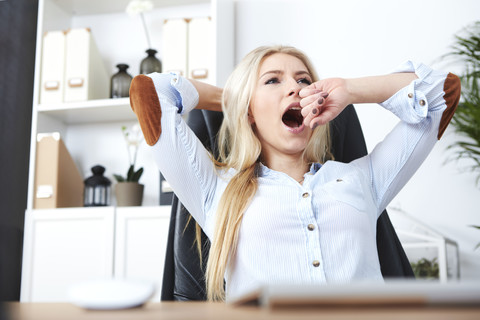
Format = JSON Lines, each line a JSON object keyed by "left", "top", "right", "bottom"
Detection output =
{"left": 290, "top": 107, "right": 300, "bottom": 110}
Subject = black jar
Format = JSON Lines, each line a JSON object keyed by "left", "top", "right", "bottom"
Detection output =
{"left": 84, "top": 165, "right": 111, "bottom": 206}
{"left": 110, "top": 64, "right": 133, "bottom": 98}
{"left": 140, "top": 49, "right": 162, "bottom": 74}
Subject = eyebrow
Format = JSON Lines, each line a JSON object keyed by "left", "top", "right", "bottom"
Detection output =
{"left": 259, "top": 70, "right": 311, "bottom": 79}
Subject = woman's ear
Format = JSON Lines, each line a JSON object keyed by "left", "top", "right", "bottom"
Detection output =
{"left": 248, "top": 108, "right": 255, "bottom": 124}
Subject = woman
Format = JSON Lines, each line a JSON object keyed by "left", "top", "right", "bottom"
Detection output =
{"left": 129, "top": 46, "right": 460, "bottom": 301}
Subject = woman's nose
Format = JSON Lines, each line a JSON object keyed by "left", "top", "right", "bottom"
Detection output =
{"left": 287, "top": 79, "right": 301, "bottom": 97}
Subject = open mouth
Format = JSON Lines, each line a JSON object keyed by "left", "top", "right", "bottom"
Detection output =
{"left": 282, "top": 103, "right": 304, "bottom": 128}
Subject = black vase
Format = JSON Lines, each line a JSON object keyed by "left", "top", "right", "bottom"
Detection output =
{"left": 140, "top": 49, "right": 162, "bottom": 74}
{"left": 110, "top": 64, "right": 133, "bottom": 98}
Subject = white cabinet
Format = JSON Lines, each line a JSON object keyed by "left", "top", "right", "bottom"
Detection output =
{"left": 20, "top": 206, "right": 171, "bottom": 302}
{"left": 114, "top": 206, "right": 171, "bottom": 302}
{"left": 20, "top": 207, "right": 115, "bottom": 302}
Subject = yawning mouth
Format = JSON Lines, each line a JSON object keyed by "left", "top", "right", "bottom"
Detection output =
{"left": 282, "top": 102, "right": 304, "bottom": 128}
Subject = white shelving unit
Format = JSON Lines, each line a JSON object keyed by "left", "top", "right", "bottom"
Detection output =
{"left": 22, "top": 0, "right": 234, "bottom": 302}
{"left": 27, "top": 0, "right": 234, "bottom": 209}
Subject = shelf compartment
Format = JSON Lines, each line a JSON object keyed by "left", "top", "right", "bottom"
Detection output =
{"left": 37, "top": 98, "right": 137, "bottom": 124}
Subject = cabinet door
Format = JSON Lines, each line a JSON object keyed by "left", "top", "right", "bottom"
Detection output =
{"left": 20, "top": 207, "right": 115, "bottom": 302}
{"left": 114, "top": 206, "right": 171, "bottom": 302}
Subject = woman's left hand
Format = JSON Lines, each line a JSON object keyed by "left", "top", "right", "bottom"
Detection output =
{"left": 300, "top": 78, "right": 351, "bottom": 129}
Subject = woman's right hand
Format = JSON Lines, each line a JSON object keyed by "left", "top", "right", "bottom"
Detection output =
{"left": 299, "top": 77, "right": 351, "bottom": 128}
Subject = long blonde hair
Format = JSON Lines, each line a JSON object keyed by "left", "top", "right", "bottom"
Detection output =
{"left": 204, "top": 46, "right": 331, "bottom": 301}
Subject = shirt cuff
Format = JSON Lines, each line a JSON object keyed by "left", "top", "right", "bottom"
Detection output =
{"left": 147, "top": 72, "right": 199, "bottom": 114}
{"left": 379, "top": 61, "right": 445, "bottom": 124}
{"left": 169, "top": 72, "right": 199, "bottom": 115}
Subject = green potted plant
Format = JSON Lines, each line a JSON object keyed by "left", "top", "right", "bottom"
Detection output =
{"left": 444, "top": 21, "right": 480, "bottom": 184}
{"left": 114, "top": 124, "right": 145, "bottom": 206}
{"left": 444, "top": 21, "right": 480, "bottom": 249}
{"left": 410, "top": 257, "right": 440, "bottom": 280}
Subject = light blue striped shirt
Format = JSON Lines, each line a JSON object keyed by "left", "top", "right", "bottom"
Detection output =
{"left": 147, "top": 61, "right": 449, "bottom": 300}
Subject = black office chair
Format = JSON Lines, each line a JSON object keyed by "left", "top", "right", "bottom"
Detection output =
{"left": 161, "top": 105, "right": 414, "bottom": 301}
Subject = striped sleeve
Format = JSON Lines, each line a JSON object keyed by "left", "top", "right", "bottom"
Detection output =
{"left": 130, "top": 72, "right": 217, "bottom": 228}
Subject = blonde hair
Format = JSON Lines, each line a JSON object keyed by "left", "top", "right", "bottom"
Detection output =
{"left": 204, "top": 46, "right": 331, "bottom": 301}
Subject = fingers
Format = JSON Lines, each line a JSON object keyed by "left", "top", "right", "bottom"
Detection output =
{"left": 300, "top": 91, "right": 329, "bottom": 129}
{"left": 299, "top": 87, "right": 320, "bottom": 98}
{"left": 310, "top": 109, "right": 336, "bottom": 128}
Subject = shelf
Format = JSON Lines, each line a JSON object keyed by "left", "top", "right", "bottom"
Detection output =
{"left": 37, "top": 98, "right": 137, "bottom": 124}
{"left": 51, "top": 0, "right": 209, "bottom": 15}
{"left": 30, "top": 205, "right": 169, "bottom": 214}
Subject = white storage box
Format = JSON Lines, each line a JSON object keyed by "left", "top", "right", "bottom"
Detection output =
{"left": 40, "top": 30, "right": 66, "bottom": 104}
{"left": 64, "top": 28, "right": 109, "bottom": 102}
{"left": 188, "top": 17, "right": 213, "bottom": 84}
{"left": 163, "top": 17, "right": 213, "bottom": 83}
{"left": 162, "top": 18, "right": 188, "bottom": 76}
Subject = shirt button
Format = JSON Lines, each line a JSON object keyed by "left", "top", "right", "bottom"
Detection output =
{"left": 408, "top": 93, "right": 413, "bottom": 98}
{"left": 307, "top": 224, "right": 315, "bottom": 231}
{"left": 336, "top": 178, "right": 343, "bottom": 182}
{"left": 312, "top": 260, "right": 320, "bottom": 267}
{"left": 302, "top": 192, "right": 309, "bottom": 198}
{"left": 419, "top": 99, "right": 426, "bottom": 106}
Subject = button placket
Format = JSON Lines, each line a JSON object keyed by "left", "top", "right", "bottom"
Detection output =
{"left": 298, "top": 189, "right": 325, "bottom": 279}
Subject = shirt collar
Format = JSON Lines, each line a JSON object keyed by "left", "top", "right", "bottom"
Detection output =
{"left": 257, "top": 162, "right": 322, "bottom": 177}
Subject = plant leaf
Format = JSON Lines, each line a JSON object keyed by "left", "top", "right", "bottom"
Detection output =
{"left": 126, "top": 164, "right": 135, "bottom": 181}
{"left": 131, "top": 167, "right": 144, "bottom": 182}
{"left": 113, "top": 174, "right": 125, "bottom": 182}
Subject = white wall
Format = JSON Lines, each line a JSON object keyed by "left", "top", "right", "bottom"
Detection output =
{"left": 235, "top": 0, "right": 480, "bottom": 278}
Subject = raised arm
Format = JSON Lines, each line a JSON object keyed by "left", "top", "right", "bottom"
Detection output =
{"left": 301, "top": 61, "right": 461, "bottom": 215}
{"left": 129, "top": 73, "right": 221, "bottom": 229}
{"left": 300, "top": 73, "right": 418, "bottom": 128}
{"left": 189, "top": 79, "right": 223, "bottom": 112}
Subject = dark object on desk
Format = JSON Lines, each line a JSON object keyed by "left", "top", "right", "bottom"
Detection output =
{"left": 161, "top": 106, "right": 414, "bottom": 301}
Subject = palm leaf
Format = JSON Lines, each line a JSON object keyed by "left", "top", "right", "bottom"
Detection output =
{"left": 444, "top": 21, "right": 480, "bottom": 186}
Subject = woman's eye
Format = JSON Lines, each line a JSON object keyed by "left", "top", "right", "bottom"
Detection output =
{"left": 265, "top": 77, "right": 279, "bottom": 85}
{"left": 298, "top": 78, "right": 312, "bottom": 85}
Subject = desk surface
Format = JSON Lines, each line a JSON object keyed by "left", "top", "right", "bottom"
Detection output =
{"left": 5, "top": 302, "right": 480, "bottom": 320}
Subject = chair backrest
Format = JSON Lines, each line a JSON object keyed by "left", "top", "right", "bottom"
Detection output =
{"left": 161, "top": 105, "right": 414, "bottom": 301}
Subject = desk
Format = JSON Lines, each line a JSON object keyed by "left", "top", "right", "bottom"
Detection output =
{"left": 5, "top": 302, "right": 480, "bottom": 320}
